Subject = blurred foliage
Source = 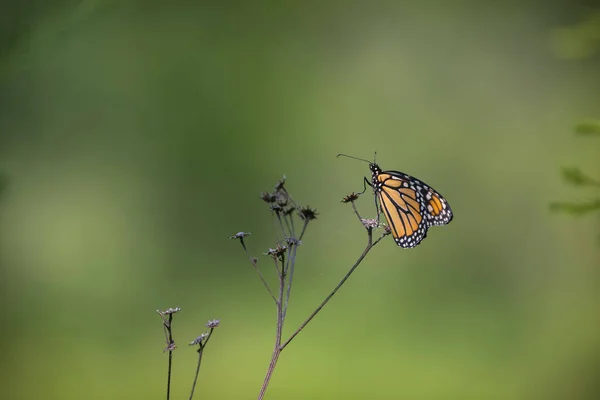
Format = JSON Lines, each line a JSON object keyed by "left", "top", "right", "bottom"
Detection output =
{"left": 575, "top": 119, "right": 600, "bottom": 136}
{"left": 551, "top": 10, "right": 600, "bottom": 59}
{"left": 551, "top": 133, "right": 600, "bottom": 216}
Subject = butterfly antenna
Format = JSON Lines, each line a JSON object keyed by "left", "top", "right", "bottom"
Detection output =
{"left": 337, "top": 153, "right": 372, "bottom": 164}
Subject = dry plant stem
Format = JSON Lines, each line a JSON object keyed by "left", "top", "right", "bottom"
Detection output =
{"left": 281, "top": 230, "right": 383, "bottom": 350}
{"left": 189, "top": 328, "right": 214, "bottom": 400}
{"left": 257, "top": 202, "right": 382, "bottom": 399}
{"left": 165, "top": 313, "right": 174, "bottom": 400}
{"left": 283, "top": 219, "right": 308, "bottom": 320}
{"left": 188, "top": 349, "right": 204, "bottom": 400}
{"left": 258, "top": 259, "right": 286, "bottom": 400}
{"left": 239, "top": 239, "right": 277, "bottom": 303}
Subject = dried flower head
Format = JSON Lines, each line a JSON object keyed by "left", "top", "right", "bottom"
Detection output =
{"left": 274, "top": 176, "right": 286, "bottom": 191}
{"left": 383, "top": 225, "right": 392, "bottom": 236}
{"left": 275, "top": 191, "right": 289, "bottom": 206}
{"left": 159, "top": 307, "right": 181, "bottom": 315}
{"left": 189, "top": 333, "right": 209, "bottom": 346}
{"left": 269, "top": 204, "right": 283, "bottom": 213}
{"left": 361, "top": 218, "right": 379, "bottom": 229}
{"left": 341, "top": 192, "right": 360, "bottom": 203}
{"left": 206, "top": 319, "right": 220, "bottom": 328}
{"left": 163, "top": 342, "right": 177, "bottom": 352}
{"left": 285, "top": 237, "right": 300, "bottom": 246}
{"left": 265, "top": 243, "right": 287, "bottom": 260}
{"left": 298, "top": 206, "right": 318, "bottom": 221}
{"left": 229, "top": 232, "right": 251, "bottom": 240}
{"left": 260, "top": 192, "right": 276, "bottom": 203}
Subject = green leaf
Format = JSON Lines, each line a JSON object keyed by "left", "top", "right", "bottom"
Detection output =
{"left": 550, "top": 199, "right": 600, "bottom": 215}
{"left": 560, "top": 167, "right": 600, "bottom": 187}
{"left": 575, "top": 120, "right": 600, "bottom": 136}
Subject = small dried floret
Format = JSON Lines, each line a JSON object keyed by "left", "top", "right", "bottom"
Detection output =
{"left": 361, "top": 218, "right": 379, "bottom": 229}
{"left": 285, "top": 237, "right": 301, "bottom": 246}
{"left": 298, "top": 206, "right": 318, "bottom": 221}
{"left": 229, "top": 232, "right": 251, "bottom": 240}
{"left": 269, "top": 204, "right": 283, "bottom": 213}
{"left": 206, "top": 319, "right": 220, "bottom": 328}
{"left": 159, "top": 307, "right": 181, "bottom": 315}
{"left": 275, "top": 191, "right": 289, "bottom": 206}
{"left": 265, "top": 243, "right": 287, "bottom": 259}
{"left": 383, "top": 225, "right": 392, "bottom": 236}
{"left": 163, "top": 342, "right": 177, "bottom": 352}
{"left": 260, "top": 192, "right": 276, "bottom": 203}
{"left": 341, "top": 192, "right": 360, "bottom": 203}
{"left": 189, "top": 333, "right": 209, "bottom": 345}
{"left": 274, "top": 176, "right": 286, "bottom": 191}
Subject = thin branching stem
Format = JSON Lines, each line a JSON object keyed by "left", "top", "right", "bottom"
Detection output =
{"left": 282, "top": 242, "right": 298, "bottom": 320}
{"left": 189, "top": 347, "right": 204, "bottom": 400}
{"left": 351, "top": 201, "right": 363, "bottom": 221}
{"left": 298, "top": 219, "right": 310, "bottom": 241}
{"left": 165, "top": 313, "right": 174, "bottom": 400}
{"left": 258, "top": 259, "right": 286, "bottom": 399}
{"left": 239, "top": 240, "right": 277, "bottom": 303}
{"left": 189, "top": 328, "right": 214, "bottom": 400}
{"left": 280, "top": 228, "right": 381, "bottom": 350}
{"left": 287, "top": 212, "right": 296, "bottom": 236}
{"left": 276, "top": 212, "right": 288, "bottom": 238}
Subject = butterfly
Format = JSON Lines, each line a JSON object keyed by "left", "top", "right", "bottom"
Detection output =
{"left": 338, "top": 154, "right": 453, "bottom": 248}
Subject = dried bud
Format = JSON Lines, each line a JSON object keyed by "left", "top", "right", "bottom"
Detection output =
{"left": 189, "top": 333, "right": 209, "bottom": 345}
{"left": 229, "top": 232, "right": 251, "bottom": 240}
{"left": 383, "top": 225, "right": 392, "bottom": 236}
{"left": 265, "top": 244, "right": 287, "bottom": 260}
{"left": 298, "top": 206, "right": 318, "bottom": 221}
{"left": 260, "top": 192, "right": 276, "bottom": 203}
{"left": 275, "top": 191, "right": 289, "bottom": 206}
{"left": 274, "top": 176, "right": 286, "bottom": 191}
{"left": 206, "top": 319, "right": 220, "bottom": 328}
{"left": 341, "top": 192, "right": 360, "bottom": 203}
{"left": 361, "top": 218, "right": 379, "bottom": 229}
{"left": 163, "top": 342, "right": 177, "bottom": 352}
{"left": 269, "top": 204, "right": 283, "bottom": 213}
{"left": 285, "top": 237, "right": 301, "bottom": 246}
{"left": 159, "top": 307, "right": 181, "bottom": 315}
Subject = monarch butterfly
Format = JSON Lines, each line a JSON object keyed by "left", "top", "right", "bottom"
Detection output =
{"left": 338, "top": 154, "right": 453, "bottom": 248}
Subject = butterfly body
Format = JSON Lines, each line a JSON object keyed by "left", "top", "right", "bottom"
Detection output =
{"left": 367, "top": 163, "right": 453, "bottom": 248}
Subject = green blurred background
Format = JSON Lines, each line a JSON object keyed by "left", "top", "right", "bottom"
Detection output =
{"left": 1, "top": 1, "right": 599, "bottom": 399}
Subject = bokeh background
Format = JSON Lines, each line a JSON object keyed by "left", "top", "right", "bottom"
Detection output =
{"left": 1, "top": 1, "right": 599, "bottom": 399}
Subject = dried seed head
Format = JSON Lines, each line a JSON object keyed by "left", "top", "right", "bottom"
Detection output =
{"left": 260, "top": 192, "right": 276, "bottom": 203}
{"left": 275, "top": 191, "right": 289, "bottom": 206}
{"left": 285, "top": 237, "right": 301, "bottom": 246}
{"left": 164, "top": 342, "right": 177, "bottom": 352}
{"left": 265, "top": 243, "right": 287, "bottom": 259}
{"left": 189, "top": 333, "right": 209, "bottom": 346}
{"left": 159, "top": 307, "right": 181, "bottom": 315}
{"left": 274, "top": 176, "right": 286, "bottom": 191}
{"left": 206, "top": 319, "right": 220, "bottom": 328}
{"left": 269, "top": 204, "right": 284, "bottom": 213}
{"left": 341, "top": 192, "right": 360, "bottom": 203}
{"left": 298, "top": 206, "right": 318, "bottom": 221}
{"left": 361, "top": 218, "right": 379, "bottom": 229}
{"left": 229, "top": 232, "right": 251, "bottom": 240}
